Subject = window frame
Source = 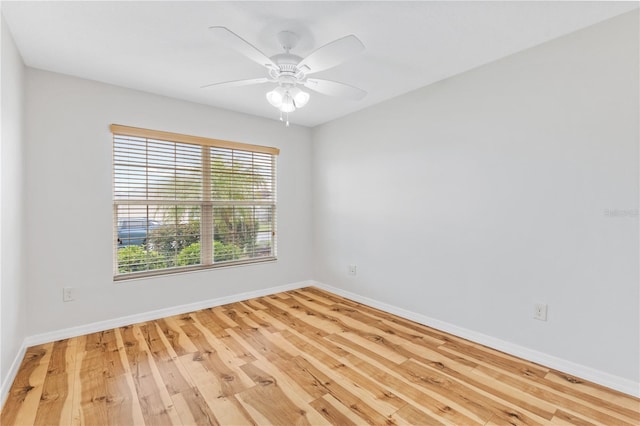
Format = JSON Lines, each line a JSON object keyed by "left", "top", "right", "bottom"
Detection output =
{"left": 111, "top": 124, "right": 279, "bottom": 281}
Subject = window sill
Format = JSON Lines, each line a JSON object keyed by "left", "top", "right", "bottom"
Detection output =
{"left": 114, "top": 257, "right": 277, "bottom": 282}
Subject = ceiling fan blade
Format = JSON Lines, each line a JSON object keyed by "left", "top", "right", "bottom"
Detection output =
{"left": 209, "top": 26, "right": 277, "bottom": 69}
{"left": 297, "top": 35, "right": 364, "bottom": 74}
{"left": 201, "top": 77, "right": 270, "bottom": 89}
{"left": 304, "top": 78, "right": 367, "bottom": 100}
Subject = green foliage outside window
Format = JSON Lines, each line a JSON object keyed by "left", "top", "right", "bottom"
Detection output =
{"left": 176, "top": 241, "right": 242, "bottom": 266}
{"left": 148, "top": 219, "right": 200, "bottom": 267}
{"left": 118, "top": 246, "right": 166, "bottom": 273}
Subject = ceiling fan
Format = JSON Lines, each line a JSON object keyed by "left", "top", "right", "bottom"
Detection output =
{"left": 203, "top": 26, "right": 367, "bottom": 126}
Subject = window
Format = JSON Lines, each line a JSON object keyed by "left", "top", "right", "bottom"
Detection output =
{"left": 112, "top": 124, "right": 279, "bottom": 280}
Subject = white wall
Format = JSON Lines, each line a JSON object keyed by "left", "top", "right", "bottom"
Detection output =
{"left": 312, "top": 10, "right": 639, "bottom": 385}
{"left": 24, "top": 69, "right": 313, "bottom": 336}
{"left": 1, "top": 16, "right": 27, "bottom": 391}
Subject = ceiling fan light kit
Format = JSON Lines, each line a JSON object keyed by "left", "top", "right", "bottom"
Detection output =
{"left": 266, "top": 86, "right": 309, "bottom": 110}
{"left": 205, "top": 26, "right": 367, "bottom": 126}
{"left": 266, "top": 86, "right": 310, "bottom": 127}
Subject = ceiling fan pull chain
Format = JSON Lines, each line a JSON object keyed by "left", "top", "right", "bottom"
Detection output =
{"left": 286, "top": 112, "right": 290, "bottom": 127}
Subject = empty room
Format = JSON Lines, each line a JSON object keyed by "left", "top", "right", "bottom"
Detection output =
{"left": 1, "top": 1, "right": 639, "bottom": 425}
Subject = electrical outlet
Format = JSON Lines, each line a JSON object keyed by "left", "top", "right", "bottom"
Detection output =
{"left": 63, "top": 287, "right": 74, "bottom": 302}
{"left": 534, "top": 303, "right": 547, "bottom": 321}
{"left": 348, "top": 264, "right": 357, "bottom": 276}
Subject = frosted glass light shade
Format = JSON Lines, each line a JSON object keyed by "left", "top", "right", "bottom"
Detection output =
{"left": 266, "top": 87, "right": 284, "bottom": 107}
{"left": 291, "top": 87, "right": 310, "bottom": 108}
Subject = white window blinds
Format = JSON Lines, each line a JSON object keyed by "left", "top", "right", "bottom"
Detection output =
{"left": 112, "top": 125, "right": 278, "bottom": 279}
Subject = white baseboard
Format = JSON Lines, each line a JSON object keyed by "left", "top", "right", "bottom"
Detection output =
{"left": 0, "top": 340, "right": 27, "bottom": 408}
{"left": 24, "top": 280, "right": 310, "bottom": 347}
{"left": 311, "top": 281, "right": 640, "bottom": 398}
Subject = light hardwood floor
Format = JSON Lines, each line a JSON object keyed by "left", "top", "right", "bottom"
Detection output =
{"left": 1, "top": 287, "right": 639, "bottom": 425}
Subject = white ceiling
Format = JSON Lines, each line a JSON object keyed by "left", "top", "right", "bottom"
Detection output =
{"left": 2, "top": 1, "right": 637, "bottom": 127}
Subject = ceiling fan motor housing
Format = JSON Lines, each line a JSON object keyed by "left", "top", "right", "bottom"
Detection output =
{"left": 269, "top": 53, "right": 305, "bottom": 86}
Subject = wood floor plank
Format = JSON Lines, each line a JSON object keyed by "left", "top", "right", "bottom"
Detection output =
{"left": 326, "top": 332, "right": 407, "bottom": 371}
{"left": 260, "top": 298, "right": 343, "bottom": 336}
{"left": 2, "top": 286, "right": 638, "bottom": 426}
{"left": 76, "top": 346, "right": 109, "bottom": 426}
{"left": 397, "top": 343, "right": 558, "bottom": 420}
{"left": 228, "top": 323, "right": 296, "bottom": 364}
{"left": 542, "top": 370, "right": 640, "bottom": 420}
{"left": 302, "top": 288, "right": 457, "bottom": 340}
{"left": 120, "top": 324, "right": 182, "bottom": 425}
{"left": 550, "top": 409, "right": 599, "bottom": 426}
{"left": 138, "top": 322, "right": 192, "bottom": 395}
{"left": 288, "top": 289, "right": 336, "bottom": 308}
{"left": 343, "top": 351, "right": 483, "bottom": 425}
{"left": 1, "top": 344, "right": 53, "bottom": 426}
{"left": 170, "top": 387, "right": 220, "bottom": 426}
{"left": 258, "top": 297, "right": 334, "bottom": 337}
{"left": 441, "top": 338, "right": 549, "bottom": 379}
{"left": 390, "top": 402, "right": 448, "bottom": 426}
{"left": 398, "top": 358, "right": 547, "bottom": 425}
{"left": 190, "top": 311, "right": 258, "bottom": 367}
{"left": 302, "top": 287, "right": 466, "bottom": 344}
{"left": 192, "top": 309, "right": 232, "bottom": 338}
{"left": 33, "top": 371, "right": 69, "bottom": 425}
{"left": 111, "top": 327, "right": 146, "bottom": 425}
{"left": 289, "top": 291, "right": 447, "bottom": 348}
{"left": 240, "top": 361, "right": 329, "bottom": 424}
{"left": 338, "top": 330, "right": 409, "bottom": 364}
{"left": 284, "top": 306, "right": 536, "bottom": 421}
{"left": 179, "top": 321, "right": 254, "bottom": 395}
{"left": 294, "top": 296, "right": 445, "bottom": 348}
{"left": 209, "top": 308, "right": 240, "bottom": 329}
{"left": 244, "top": 357, "right": 389, "bottom": 425}
{"left": 104, "top": 373, "right": 137, "bottom": 425}
{"left": 242, "top": 298, "right": 269, "bottom": 310}
{"left": 156, "top": 317, "right": 199, "bottom": 356}
{"left": 276, "top": 329, "right": 409, "bottom": 420}
{"left": 195, "top": 382, "right": 254, "bottom": 425}
{"left": 309, "top": 394, "right": 362, "bottom": 426}
{"left": 177, "top": 355, "right": 252, "bottom": 425}
{"left": 33, "top": 339, "right": 75, "bottom": 425}
{"left": 224, "top": 329, "right": 324, "bottom": 404}
{"left": 331, "top": 330, "right": 555, "bottom": 423}
{"left": 69, "top": 343, "right": 84, "bottom": 426}
{"left": 472, "top": 364, "right": 639, "bottom": 425}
